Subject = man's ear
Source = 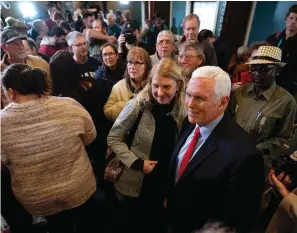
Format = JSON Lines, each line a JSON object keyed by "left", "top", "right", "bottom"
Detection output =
{"left": 220, "top": 96, "right": 230, "bottom": 109}
{"left": 1, "top": 44, "right": 7, "bottom": 53}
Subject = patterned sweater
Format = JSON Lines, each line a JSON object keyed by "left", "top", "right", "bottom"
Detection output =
{"left": 1, "top": 96, "right": 97, "bottom": 216}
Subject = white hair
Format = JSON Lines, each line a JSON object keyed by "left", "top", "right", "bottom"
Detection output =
{"left": 157, "top": 30, "right": 175, "bottom": 43}
{"left": 191, "top": 66, "right": 231, "bottom": 100}
{"left": 107, "top": 13, "right": 116, "bottom": 20}
{"left": 66, "top": 31, "right": 84, "bottom": 46}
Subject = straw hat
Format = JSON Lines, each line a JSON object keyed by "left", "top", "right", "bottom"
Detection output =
{"left": 246, "top": 46, "right": 285, "bottom": 67}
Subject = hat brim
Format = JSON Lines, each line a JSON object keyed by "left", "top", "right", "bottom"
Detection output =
{"left": 246, "top": 59, "right": 285, "bottom": 67}
{"left": 4, "top": 36, "right": 27, "bottom": 44}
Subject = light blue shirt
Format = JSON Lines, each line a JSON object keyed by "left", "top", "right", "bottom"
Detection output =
{"left": 176, "top": 113, "right": 224, "bottom": 182}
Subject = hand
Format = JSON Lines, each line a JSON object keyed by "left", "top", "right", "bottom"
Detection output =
{"left": 268, "top": 170, "right": 290, "bottom": 198}
{"left": 143, "top": 160, "right": 158, "bottom": 174}
{"left": 108, "top": 35, "right": 117, "bottom": 43}
{"left": 233, "top": 82, "right": 242, "bottom": 90}
{"left": 118, "top": 34, "right": 126, "bottom": 45}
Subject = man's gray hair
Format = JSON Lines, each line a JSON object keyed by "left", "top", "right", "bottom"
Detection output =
{"left": 157, "top": 30, "right": 175, "bottom": 43}
{"left": 66, "top": 31, "right": 84, "bottom": 46}
{"left": 192, "top": 66, "right": 231, "bottom": 99}
{"left": 107, "top": 13, "right": 116, "bottom": 20}
{"left": 179, "top": 41, "right": 205, "bottom": 62}
{"left": 32, "top": 19, "right": 45, "bottom": 33}
{"left": 182, "top": 14, "right": 200, "bottom": 28}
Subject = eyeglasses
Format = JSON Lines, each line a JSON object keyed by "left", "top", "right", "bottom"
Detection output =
{"left": 250, "top": 65, "right": 277, "bottom": 74}
{"left": 102, "top": 52, "right": 116, "bottom": 58}
{"left": 157, "top": 40, "right": 173, "bottom": 46}
{"left": 178, "top": 54, "right": 199, "bottom": 61}
{"left": 72, "top": 42, "right": 88, "bottom": 48}
{"left": 127, "top": 60, "right": 145, "bottom": 67}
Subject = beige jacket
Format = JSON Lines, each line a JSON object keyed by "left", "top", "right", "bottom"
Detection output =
{"left": 104, "top": 79, "right": 133, "bottom": 122}
{"left": 266, "top": 188, "right": 297, "bottom": 233}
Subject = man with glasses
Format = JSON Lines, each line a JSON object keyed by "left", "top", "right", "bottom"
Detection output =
{"left": 178, "top": 41, "right": 205, "bottom": 83}
{"left": 1, "top": 29, "right": 50, "bottom": 107}
{"left": 229, "top": 46, "right": 296, "bottom": 170}
{"left": 66, "top": 31, "right": 100, "bottom": 79}
{"left": 150, "top": 30, "right": 176, "bottom": 66}
{"left": 178, "top": 14, "right": 217, "bottom": 66}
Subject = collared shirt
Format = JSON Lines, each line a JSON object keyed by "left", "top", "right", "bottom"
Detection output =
{"left": 107, "top": 24, "right": 122, "bottom": 38}
{"left": 176, "top": 113, "right": 224, "bottom": 182}
{"left": 230, "top": 82, "right": 296, "bottom": 153}
{"left": 150, "top": 52, "right": 178, "bottom": 67}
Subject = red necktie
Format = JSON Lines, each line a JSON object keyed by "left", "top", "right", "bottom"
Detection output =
{"left": 178, "top": 127, "right": 200, "bottom": 180}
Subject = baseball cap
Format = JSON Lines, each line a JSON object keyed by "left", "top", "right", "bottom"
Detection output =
{"left": 122, "top": 20, "right": 140, "bottom": 33}
{"left": 1, "top": 29, "right": 27, "bottom": 44}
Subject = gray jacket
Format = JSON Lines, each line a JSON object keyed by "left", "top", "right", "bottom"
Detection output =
{"left": 107, "top": 99, "right": 156, "bottom": 197}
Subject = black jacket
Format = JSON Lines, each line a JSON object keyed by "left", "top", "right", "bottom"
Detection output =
{"left": 266, "top": 30, "right": 297, "bottom": 94}
{"left": 167, "top": 114, "right": 265, "bottom": 233}
{"left": 94, "top": 58, "right": 126, "bottom": 105}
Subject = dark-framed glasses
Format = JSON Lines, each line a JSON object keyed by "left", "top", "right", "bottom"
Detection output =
{"left": 250, "top": 64, "right": 277, "bottom": 74}
{"left": 127, "top": 60, "right": 145, "bottom": 67}
{"left": 102, "top": 52, "right": 116, "bottom": 58}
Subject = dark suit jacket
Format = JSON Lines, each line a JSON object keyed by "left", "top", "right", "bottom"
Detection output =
{"left": 167, "top": 114, "right": 265, "bottom": 233}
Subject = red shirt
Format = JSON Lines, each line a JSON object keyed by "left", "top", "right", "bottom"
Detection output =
{"left": 232, "top": 70, "right": 252, "bottom": 84}
{"left": 38, "top": 44, "right": 64, "bottom": 59}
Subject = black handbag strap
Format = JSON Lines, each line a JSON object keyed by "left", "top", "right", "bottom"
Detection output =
{"left": 125, "top": 108, "right": 144, "bottom": 149}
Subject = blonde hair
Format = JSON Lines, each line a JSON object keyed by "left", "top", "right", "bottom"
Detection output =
{"left": 135, "top": 58, "right": 186, "bottom": 129}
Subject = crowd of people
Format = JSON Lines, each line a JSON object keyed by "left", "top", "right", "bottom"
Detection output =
{"left": 1, "top": 3, "right": 297, "bottom": 233}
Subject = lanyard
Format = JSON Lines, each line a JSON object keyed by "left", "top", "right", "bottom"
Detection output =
{"left": 277, "top": 38, "right": 283, "bottom": 48}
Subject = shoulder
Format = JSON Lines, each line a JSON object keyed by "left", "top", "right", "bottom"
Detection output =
{"left": 275, "top": 85, "right": 295, "bottom": 99}
{"left": 88, "top": 56, "right": 101, "bottom": 66}
{"left": 234, "top": 83, "right": 252, "bottom": 96}
{"left": 266, "top": 32, "right": 279, "bottom": 42}
{"left": 94, "top": 65, "right": 104, "bottom": 79}
{"left": 113, "top": 79, "right": 127, "bottom": 89}
{"left": 27, "top": 55, "right": 49, "bottom": 67}
{"left": 215, "top": 114, "right": 259, "bottom": 156}
{"left": 274, "top": 85, "right": 297, "bottom": 106}
{"left": 48, "top": 96, "right": 83, "bottom": 108}
{"left": 115, "top": 98, "right": 140, "bottom": 121}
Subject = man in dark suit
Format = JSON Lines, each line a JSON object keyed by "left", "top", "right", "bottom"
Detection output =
{"left": 166, "top": 66, "right": 265, "bottom": 233}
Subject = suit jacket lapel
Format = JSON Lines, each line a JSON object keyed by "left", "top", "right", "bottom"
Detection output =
{"left": 176, "top": 114, "right": 230, "bottom": 183}
{"left": 177, "top": 135, "right": 218, "bottom": 183}
{"left": 169, "top": 123, "right": 195, "bottom": 176}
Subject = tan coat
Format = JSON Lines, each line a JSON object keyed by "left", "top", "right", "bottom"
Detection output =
{"left": 266, "top": 188, "right": 297, "bottom": 233}
{"left": 104, "top": 79, "right": 133, "bottom": 122}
